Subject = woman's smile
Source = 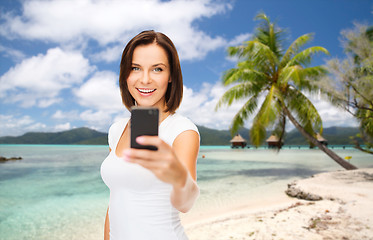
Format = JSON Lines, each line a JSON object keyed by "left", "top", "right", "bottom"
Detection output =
{"left": 136, "top": 88, "right": 156, "bottom": 96}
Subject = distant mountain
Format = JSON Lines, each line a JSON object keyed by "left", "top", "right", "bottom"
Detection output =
{"left": 285, "top": 127, "right": 360, "bottom": 146}
{"left": 198, "top": 126, "right": 250, "bottom": 145}
{"left": 0, "top": 126, "right": 360, "bottom": 146}
{"left": 0, "top": 127, "right": 107, "bottom": 145}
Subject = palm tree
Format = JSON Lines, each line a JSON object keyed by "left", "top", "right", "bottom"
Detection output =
{"left": 216, "top": 13, "right": 357, "bottom": 170}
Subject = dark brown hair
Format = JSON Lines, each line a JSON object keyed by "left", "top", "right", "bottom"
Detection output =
{"left": 119, "top": 30, "right": 183, "bottom": 113}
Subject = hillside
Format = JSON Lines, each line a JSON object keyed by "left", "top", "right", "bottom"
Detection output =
{"left": 0, "top": 126, "right": 360, "bottom": 146}
{"left": 0, "top": 127, "right": 107, "bottom": 145}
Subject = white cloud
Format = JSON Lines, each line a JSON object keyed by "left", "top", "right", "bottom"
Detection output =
{"left": 307, "top": 93, "right": 358, "bottom": 128}
{"left": 0, "top": 114, "right": 46, "bottom": 136}
{"left": 0, "top": 0, "right": 232, "bottom": 61}
{"left": 54, "top": 122, "right": 71, "bottom": 131}
{"left": 179, "top": 82, "right": 248, "bottom": 130}
{"left": 52, "top": 110, "right": 80, "bottom": 121}
{"left": 80, "top": 110, "right": 116, "bottom": 132}
{"left": 74, "top": 71, "right": 123, "bottom": 112}
{"left": 91, "top": 45, "right": 124, "bottom": 63}
{"left": 179, "top": 82, "right": 358, "bottom": 132}
{"left": 0, "top": 44, "right": 26, "bottom": 62}
{"left": 0, "top": 47, "right": 94, "bottom": 107}
{"left": 227, "top": 32, "right": 252, "bottom": 46}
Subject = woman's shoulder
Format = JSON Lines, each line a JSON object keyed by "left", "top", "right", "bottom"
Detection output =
{"left": 108, "top": 118, "right": 129, "bottom": 137}
{"left": 162, "top": 113, "right": 199, "bottom": 141}
{"left": 107, "top": 118, "right": 129, "bottom": 149}
{"left": 168, "top": 113, "right": 198, "bottom": 131}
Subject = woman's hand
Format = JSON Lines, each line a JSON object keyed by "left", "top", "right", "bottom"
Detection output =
{"left": 122, "top": 131, "right": 200, "bottom": 212}
{"left": 122, "top": 136, "right": 187, "bottom": 188}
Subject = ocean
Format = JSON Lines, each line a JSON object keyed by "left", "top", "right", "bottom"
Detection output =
{"left": 0, "top": 144, "right": 372, "bottom": 240}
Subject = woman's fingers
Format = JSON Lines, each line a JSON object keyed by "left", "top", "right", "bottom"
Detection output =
{"left": 136, "top": 136, "right": 163, "bottom": 149}
{"left": 122, "top": 136, "right": 187, "bottom": 186}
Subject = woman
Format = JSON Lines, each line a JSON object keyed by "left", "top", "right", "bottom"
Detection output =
{"left": 101, "top": 30, "right": 200, "bottom": 240}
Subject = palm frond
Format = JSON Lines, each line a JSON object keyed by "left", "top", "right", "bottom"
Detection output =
{"left": 242, "top": 40, "right": 280, "bottom": 71}
{"left": 227, "top": 45, "right": 246, "bottom": 58}
{"left": 250, "top": 86, "right": 280, "bottom": 145}
{"left": 286, "top": 87, "right": 323, "bottom": 134}
{"left": 230, "top": 95, "right": 259, "bottom": 135}
{"left": 279, "top": 65, "right": 327, "bottom": 92}
{"left": 287, "top": 46, "right": 329, "bottom": 67}
{"left": 215, "top": 82, "right": 261, "bottom": 110}
{"left": 222, "top": 63, "right": 267, "bottom": 86}
{"left": 254, "top": 12, "right": 283, "bottom": 57}
{"left": 280, "top": 33, "right": 314, "bottom": 68}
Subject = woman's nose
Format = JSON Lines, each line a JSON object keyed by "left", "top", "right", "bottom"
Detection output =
{"left": 140, "top": 71, "right": 151, "bottom": 84}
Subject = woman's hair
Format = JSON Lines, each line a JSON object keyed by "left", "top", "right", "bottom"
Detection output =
{"left": 119, "top": 30, "right": 183, "bottom": 113}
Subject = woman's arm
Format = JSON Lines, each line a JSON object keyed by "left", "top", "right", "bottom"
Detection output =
{"left": 122, "top": 130, "right": 200, "bottom": 213}
{"left": 104, "top": 207, "right": 110, "bottom": 240}
{"left": 170, "top": 130, "right": 200, "bottom": 212}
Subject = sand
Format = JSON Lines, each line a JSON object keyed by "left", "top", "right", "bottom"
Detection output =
{"left": 183, "top": 168, "right": 373, "bottom": 240}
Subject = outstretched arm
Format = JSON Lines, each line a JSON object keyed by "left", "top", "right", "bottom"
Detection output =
{"left": 122, "top": 130, "right": 200, "bottom": 212}
{"left": 170, "top": 130, "right": 200, "bottom": 212}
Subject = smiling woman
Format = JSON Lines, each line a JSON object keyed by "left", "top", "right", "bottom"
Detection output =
{"left": 119, "top": 30, "right": 183, "bottom": 114}
{"left": 100, "top": 30, "right": 200, "bottom": 240}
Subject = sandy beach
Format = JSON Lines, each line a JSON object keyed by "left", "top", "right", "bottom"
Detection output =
{"left": 183, "top": 168, "right": 373, "bottom": 240}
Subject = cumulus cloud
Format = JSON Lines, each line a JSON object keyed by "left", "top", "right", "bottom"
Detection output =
{"left": 0, "top": 44, "right": 26, "bottom": 62}
{"left": 227, "top": 32, "right": 252, "bottom": 46}
{"left": 179, "top": 82, "right": 357, "bottom": 132}
{"left": 179, "top": 82, "right": 250, "bottom": 130}
{"left": 307, "top": 93, "right": 358, "bottom": 128}
{"left": 74, "top": 71, "right": 123, "bottom": 112}
{"left": 54, "top": 122, "right": 71, "bottom": 131}
{"left": 0, "top": 0, "right": 232, "bottom": 61}
{"left": 0, "top": 114, "right": 46, "bottom": 136}
{"left": 0, "top": 47, "right": 93, "bottom": 107}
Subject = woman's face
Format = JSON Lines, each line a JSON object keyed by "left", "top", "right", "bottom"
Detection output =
{"left": 127, "top": 43, "right": 171, "bottom": 111}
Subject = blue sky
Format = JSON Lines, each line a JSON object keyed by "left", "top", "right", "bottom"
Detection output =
{"left": 0, "top": 0, "right": 372, "bottom": 136}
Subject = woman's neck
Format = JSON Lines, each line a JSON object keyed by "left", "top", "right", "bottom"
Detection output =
{"left": 159, "top": 110, "right": 171, "bottom": 124}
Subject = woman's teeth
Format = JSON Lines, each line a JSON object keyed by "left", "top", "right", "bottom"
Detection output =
{"left": 137, "top": 88, "right": 156, "bottom": 93}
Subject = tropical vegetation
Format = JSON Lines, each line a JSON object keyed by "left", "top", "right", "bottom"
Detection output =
{"left": 216, "top": 13, "right": 357, "bottom": 170}
{"left": 320, "top": 23, "right": 373, "bottom": 154}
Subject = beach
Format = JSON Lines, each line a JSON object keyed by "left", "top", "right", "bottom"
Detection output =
{"left": 0, "top": 145, "right": 372, "bottom": 239}
{"left": 183, "top": 168, "right": 373, "bottom": 240}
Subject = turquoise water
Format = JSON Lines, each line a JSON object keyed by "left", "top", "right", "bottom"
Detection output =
{"left": 0, "top": 145, "right": 372, "bottom": 240}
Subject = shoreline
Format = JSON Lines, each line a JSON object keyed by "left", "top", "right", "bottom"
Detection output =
{"left": 183, "top": 168, "right": 373, "bottom": 240}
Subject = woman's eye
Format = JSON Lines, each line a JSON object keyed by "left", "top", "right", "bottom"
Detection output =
{"left": 131, "top": 67, "right": 140, "bottom": 71}
{"left": 153, "top": 67, "right": 163, "bottom": 72}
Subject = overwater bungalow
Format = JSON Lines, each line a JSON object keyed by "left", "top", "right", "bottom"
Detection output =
{"left": 266, "top": 135, "right": 284, "bottom": 149}
{"left": 230, "top": 134, "right": 247, "bottom": 148}
{"left": 309, "top": 133, "right": 328, "bottom": 148}
{"left": 316, "top": 133, "right": 328, "bottom": 146}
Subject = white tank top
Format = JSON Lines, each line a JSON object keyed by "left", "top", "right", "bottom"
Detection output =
{"left": 101, "top": 113, "right": 199, "bottom": 240}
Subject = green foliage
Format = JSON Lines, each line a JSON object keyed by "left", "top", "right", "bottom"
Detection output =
{"left": 320, "top": 23, "right": 373, "bottom": 154}
{"left": 216, "top": 12, "right": 329, "bottom": 147}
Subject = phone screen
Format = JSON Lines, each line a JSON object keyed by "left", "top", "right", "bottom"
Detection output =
{"left": 130, "top": 107, "right": 159, "bottom": 151}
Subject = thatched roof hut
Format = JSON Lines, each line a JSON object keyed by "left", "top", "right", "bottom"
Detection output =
{"left": 266, "top": 135, "right": 283, "bottom": 148}
{"left": 316, "top": 133, "right": 328, "bottom": 146}
{"left": 230, "top": 134, "right": 247, "bottom": 148}
{"left": 309, "top": 133, "right": 328, "bottom": 148}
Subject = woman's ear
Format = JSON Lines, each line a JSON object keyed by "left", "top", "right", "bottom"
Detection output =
{"left": 168, "top": 78, "right": 172, "bottom": 83}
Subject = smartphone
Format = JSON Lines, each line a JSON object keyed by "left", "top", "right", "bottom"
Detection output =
{"left": 130, "top": 107, "right": 159, "bottom": 151}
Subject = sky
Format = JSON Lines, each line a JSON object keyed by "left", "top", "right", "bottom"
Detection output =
{"left": 0, "top": 0, "right": 372, "bottom": 137}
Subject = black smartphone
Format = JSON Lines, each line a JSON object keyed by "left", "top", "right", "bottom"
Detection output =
{"left": 130, "top": 107, "right": 159, "bottom": 151}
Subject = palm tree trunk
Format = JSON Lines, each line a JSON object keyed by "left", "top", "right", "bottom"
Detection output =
{"left": 283, "top": 106, "right": 358, "bottom": 170}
